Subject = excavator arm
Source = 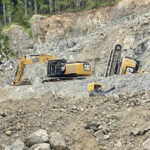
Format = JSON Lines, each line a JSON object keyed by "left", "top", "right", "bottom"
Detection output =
{"left": 14, "top": 54, "right": 57, "bottom": 85}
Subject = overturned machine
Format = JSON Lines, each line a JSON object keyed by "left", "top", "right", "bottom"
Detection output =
{"left": 105, "top": 44, "right": 140, "bottom": 77}
{"left": 88, "top": 44, "right": 140, "bottom": 97}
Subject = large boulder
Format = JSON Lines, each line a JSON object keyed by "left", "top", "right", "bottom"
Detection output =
{"left": 49, "top": 132, "right": 67, "bottom": 150}
{"left": 29, "top": 143, "right": 51, "bottom": 150}
{"left": 10, "top": 139, "right": 24, "bottom": 150}
{"left": 143, "top": 138, "right": 150, "bottom": 150}
{"left": 25, "top": 129, "right": 49, "bottom": 147}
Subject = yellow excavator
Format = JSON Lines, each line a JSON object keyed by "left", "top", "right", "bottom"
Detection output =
{"left": 105, "top": 44, "right": 141, "bottom": 76}
{"left": 14, "top": 54, "right": 92, "bottom": 85}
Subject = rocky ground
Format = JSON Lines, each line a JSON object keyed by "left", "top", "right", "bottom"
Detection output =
{"left": 0, "top": 73, "right": 150, "bottom": 149}
{"left": 0, "top": 0, "right": 150, "bottom": 149}
{"left": 0, "top": 89, "right": 150, "bottom": 150}
{"left": 0, "top": 73, "right": 149, "bottom": 101}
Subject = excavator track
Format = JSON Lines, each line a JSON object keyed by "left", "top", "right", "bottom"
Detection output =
{"left": 105, "top": 45, "right": 122, "bottom": 77}
{"left": 42, "top": 76, "right": 85, "bottom": 83}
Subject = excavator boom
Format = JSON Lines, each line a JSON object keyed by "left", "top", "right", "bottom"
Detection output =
{"left": 14, "top": 54, "right": 57, "bottom": 85}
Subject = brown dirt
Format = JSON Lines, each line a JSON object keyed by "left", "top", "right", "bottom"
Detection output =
{"left": 0, "top": 90, "right": 150, "bottom": 149}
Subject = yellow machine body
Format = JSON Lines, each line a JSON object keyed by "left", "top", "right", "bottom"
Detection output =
{"left": 14, "top": 55, "right": 92, "bottom": 85}
{"left": 88, "top": 82, "right": 104, "bottom": 92}
{"left": 105, "top": 45, "right": 140, "bottom": 77}
{"left": 120, "top": 57, "right": 139, "bottom": 75}
{"left": 65, "top": 62, "right": 92, "bottom": 76}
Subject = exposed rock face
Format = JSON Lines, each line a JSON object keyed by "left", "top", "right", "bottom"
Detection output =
{"left": 1, "top": 0, "right": 150, "bottom": 86}
{"left": 3, "top": 25, "right": 34, "bottom": 55}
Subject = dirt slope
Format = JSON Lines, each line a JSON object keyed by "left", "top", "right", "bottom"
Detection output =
{"left": 0, "top": 90, "right": 150, "bottom": 149}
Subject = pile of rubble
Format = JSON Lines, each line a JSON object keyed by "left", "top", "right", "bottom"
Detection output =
{"left": 0, "top": 73, "right": 149, "bottom": 102}
{"left": 1, "top": 129, "right": 67, "bottom": 150}
{"left": 0, "top": 89, "right": 150, "bottom": 149}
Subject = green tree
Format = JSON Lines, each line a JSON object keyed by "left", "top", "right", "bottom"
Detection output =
{"left": 6, "top": 0, "right": 14, "bottom": 23}
{"left": 0, "top": 27, "right": 14, "bottom": 60}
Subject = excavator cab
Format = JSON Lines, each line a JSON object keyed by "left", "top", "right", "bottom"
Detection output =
{"left": 47, "top": 59, "right": 67, "bottom": 77}
{"left": 47, "top": 59, "right": 92, "bottom": 77}
{"left": 120, "top": 57, "right": 140, "bottom": 74}
{"left": 88, "top": 82, "right": 104, "bottom": 93}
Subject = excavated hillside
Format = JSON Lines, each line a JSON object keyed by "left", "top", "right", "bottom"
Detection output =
{"left": 0, "top": 0, "right": 150, "bottom": 149}
{"left": 0, "top": 0, "right": 150, "bottom": 85}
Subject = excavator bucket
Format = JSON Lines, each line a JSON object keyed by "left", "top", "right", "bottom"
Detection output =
{"left": 105, "top": 44, "right": 122, "bottom": 77}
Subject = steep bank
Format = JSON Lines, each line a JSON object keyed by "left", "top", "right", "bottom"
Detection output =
{"left": 1, "top": 0, "right": 150, "bottom": 86}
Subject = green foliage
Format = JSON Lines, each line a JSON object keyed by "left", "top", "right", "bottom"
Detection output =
{"left": 0, "top": 23, "right": 16, "bottom": 60}
{"left": 0, "top": 23, "right": 2, "bottom": 32}
{"left": 17, "top": 16, "right": 33, "bottom": 38}
{"left": 38, "top": 0, "right": 49, "bottom": 14}
{"left": 0, "top": 32, "right": 15, "bottom": 60}
{"left": 5, "top": 0, "right": 14, "bottom": 17}
{"left": 85, "top": 0, "right": 118, "bottom": 10}
{"left": 0, "top": 0, "right": 121, "bottom": 24}
{"left": 14, "top": 0, "right": 32, "bottom": 38}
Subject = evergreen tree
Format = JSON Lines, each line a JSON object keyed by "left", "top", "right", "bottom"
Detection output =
{"left": 6, "top": 0, "right": 14, "bottom": 23}
{"left": 0, "top": 0, "right": 121, "bottom": 26}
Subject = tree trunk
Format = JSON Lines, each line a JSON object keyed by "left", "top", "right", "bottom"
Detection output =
{"left": 75, "top": 0, "right": 81, "bottom": 8}
{"left": 8, "top": 13, "right": 11, "bottom": 23}
{"left": 49, "top": 0, "right": 53, "bottom": 14}
{"left": 55, "top": 0, "right": 60, "bottom": 12}
{"left": 24, "top": 0, "right": 28, "bottom": 16}
{"left": 34, "top": 0, "right": 37, "bottom": 14}
{"left": 3, "top": 3, "right": 7, "bottom": 25}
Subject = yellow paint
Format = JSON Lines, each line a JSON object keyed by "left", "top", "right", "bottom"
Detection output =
{"left": 65, "top": 62, "right": 92, "bottom": 76}
{"left": 14, "top": 54, "right": 57, "bottom": 85}
{"left": 120, "top": 57, "right": 137, "bottom": 74}
{"left": 88, "top": 82, "right": 104, "bottom": 92}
